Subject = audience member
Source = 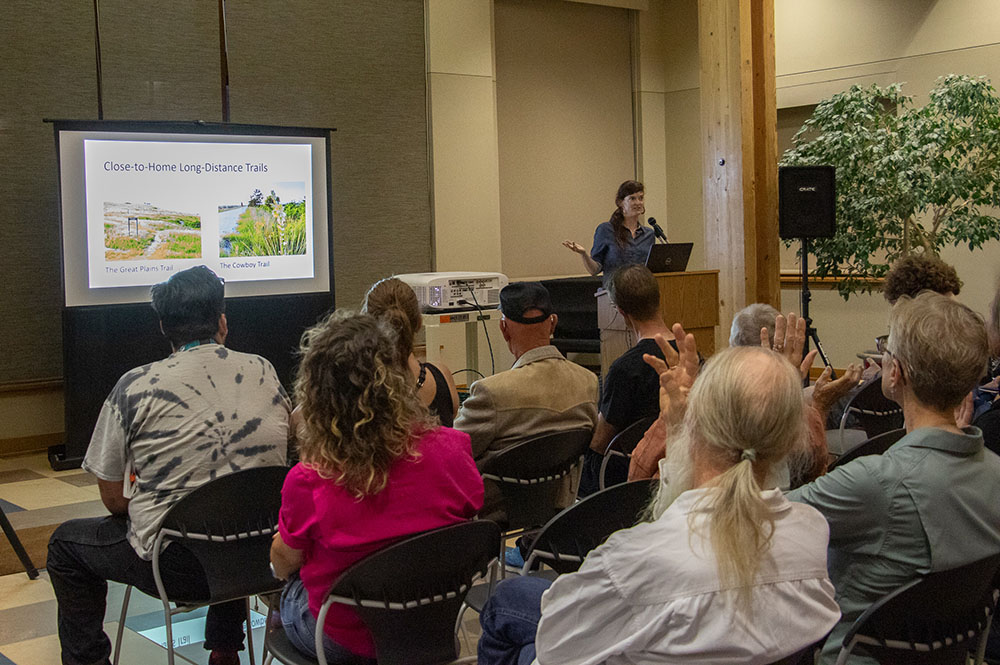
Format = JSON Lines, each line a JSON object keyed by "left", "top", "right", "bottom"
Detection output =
{"left": 729, "top": 302, "right": 780, "bottom": 346}
{"left": 580, "top": 264, "right": 676, "bottom": 495}
{"left": 362, "top": 276, "right": 460, "bottom": 425}
{"left": 630, "top": 307, "right": 861, "bottom": 486}
{"left": 478, "top": 344, "right": 840, "bottom": 665}
{"left": 973, "top": 281, "right": 1000, "bottom": 455}
{"left": 47, "top": 266, "right": 290, "bottom": 665}
{"left": 882, "top": 252, "right": 962, "bottom": 304}
{"left": 789, "top": 291, "right": 1000, "bottom": 665}
{"left": 270, "top": 311, "right": 483, "bottom": 664}
{"left": 454, "top": 282, "right": 598, "bottom": 523}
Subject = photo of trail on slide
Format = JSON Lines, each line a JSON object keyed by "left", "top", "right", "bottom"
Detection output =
{"left": 103, "top": 202, "right": 202, "bottom": 261}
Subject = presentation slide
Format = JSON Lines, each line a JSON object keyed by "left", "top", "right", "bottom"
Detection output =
{"left": 57, "top": 125, "right": 331, "bottom": 307}
{"left": 86, "top": 139, "right": 314, "bottom": 289}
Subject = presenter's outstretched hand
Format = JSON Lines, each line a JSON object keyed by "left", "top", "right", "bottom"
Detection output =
{"left": 562, "top": 240, "right": 587, "bottom": 254}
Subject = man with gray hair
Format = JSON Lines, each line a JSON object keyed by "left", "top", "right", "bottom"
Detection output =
{"left": 789, "top": 291, "right": 1000, "bottom": 664}
{"left": 729, "top": 302, "right": 780, "bottom": 347}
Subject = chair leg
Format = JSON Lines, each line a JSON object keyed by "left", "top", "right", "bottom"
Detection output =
{"left": 0, "top": 506, "right": 39, "bottom": 579}
{"left": 974, "top": 615, "right": 994, "bottom": 665}
{"left": 245, "top": 596, "right": 256, "bottom": 665}
{"left": 112, "top": 584, "right": 132, "bottom": 665}
{"left": 150, "top": 539, "right": 176, "bottom": 665}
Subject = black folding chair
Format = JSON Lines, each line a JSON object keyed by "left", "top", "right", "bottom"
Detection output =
{"left": 0, "top": 504, "right": 38, "bottom": 579}
{"left": 522, "top": 479, "right": 656, "bottom": 574}
{"left": 835, "top": 553, "right": 1000, "bottom": 665}
{"left": 113, "top": 466, "right": 289, "bottom": 665}
{"left": 839, "top": 378, "right": 904, "bottom": 450}
{"left": 598, "top": 416, "right": 656, "bottom": 491}
{"left": 829, "top": 428, "right": 906, "bottom": 470}
{"left": 262, "top": 520, "right": 500, "bottom": 665}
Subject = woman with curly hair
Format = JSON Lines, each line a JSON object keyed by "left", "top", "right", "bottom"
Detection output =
{"left": 362, "top": 277, "right": 460, "bottom": 425}
{"left": 270, "top": 311, "right": 484, "bottom": 663}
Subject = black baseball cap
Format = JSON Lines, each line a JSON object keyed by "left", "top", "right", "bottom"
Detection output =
{"left": 500, "top": 282, "right": 553, "bottom": 324}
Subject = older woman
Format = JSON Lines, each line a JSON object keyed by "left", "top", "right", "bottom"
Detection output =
{"left": 362, "top": 277, "right": 460, "bottom": 425}
{"left": 270, "top": 311, "right": 483, "bottom": 663}
{"left": 478, "top": 343, "right": 840, "bottom": 665}
{"left": 563, "top": 180, "right": 655, "bottom": 278}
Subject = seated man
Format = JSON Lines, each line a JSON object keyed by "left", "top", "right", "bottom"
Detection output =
{"left": 788, "top": 292, "right": 1000, "bottom": 665}
{"left": 47, "top": 266, "right": 290, "bottom": 665}
{"left": 478, "top": 344, "right": 840, "bottom": 665}
{"left": 454, "top": 281, "right": 598, "bottom": 523}
{"left": 579, "top": 264, "right": 676, "bottom": 495}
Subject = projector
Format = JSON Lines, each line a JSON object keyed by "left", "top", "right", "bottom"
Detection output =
{"left": 395, "top": 272, "right": 509, "bottom": 312}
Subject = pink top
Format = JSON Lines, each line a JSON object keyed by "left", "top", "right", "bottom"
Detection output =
{"left": 278, "top": 426, "right": 484, "bottom": 658}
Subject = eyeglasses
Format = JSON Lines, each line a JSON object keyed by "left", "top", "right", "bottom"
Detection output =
{"left": 875, "top": 335, "right": 889, "bottom": 354}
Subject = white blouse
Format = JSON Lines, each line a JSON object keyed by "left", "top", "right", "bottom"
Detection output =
{"left": 534, "top": 488, "right": 840, "bottom": 665}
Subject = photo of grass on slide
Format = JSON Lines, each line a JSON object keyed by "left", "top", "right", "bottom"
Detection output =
{"left": 104, "top": 202, "right": 202, "bottom": 261}
{"left": 219, "top": 182, "right": 306, "bottom": 258}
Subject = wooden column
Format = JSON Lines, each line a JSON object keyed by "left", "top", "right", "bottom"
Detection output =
{"left": 698, "top": 0, "right": 780, "bottom": 345}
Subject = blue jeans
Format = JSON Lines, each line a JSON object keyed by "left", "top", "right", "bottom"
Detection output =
{"left": 279, "top": 575, "right": 376, "bottom": 665}
{"left": 478, "top": 576, "right": 553, "bottom": 665}
{"left": 47, "top": 515, "right": 245, "bottom": 665}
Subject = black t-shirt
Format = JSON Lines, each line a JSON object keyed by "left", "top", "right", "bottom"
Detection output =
{"left": 599, "top": 337, "right": 678, "bottom": 430}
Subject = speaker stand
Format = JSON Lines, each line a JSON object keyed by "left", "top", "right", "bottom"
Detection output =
{"left": 799, "top": 237, "right": 835, "bottom": 384}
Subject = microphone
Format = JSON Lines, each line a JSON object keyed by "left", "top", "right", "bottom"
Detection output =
{"left": 648, "top": 217, "right": 668, "bottom": 243}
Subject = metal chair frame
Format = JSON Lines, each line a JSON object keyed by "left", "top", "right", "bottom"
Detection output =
{"left": 839, "top": 377, "right": 904, "bottom": 450}
{"left": 112, "top": 466, "right": 288, "bottom": 665}
{"left": 835, "top": 554, "right": 1000, "bottom": 665}
{"left": 262, "top": 521, "right": 499, "bottom": 665}
{"left": 598, "top": 416, "right": 657, "bottom": 491}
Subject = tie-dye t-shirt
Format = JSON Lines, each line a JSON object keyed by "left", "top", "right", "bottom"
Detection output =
{"left": 83, "top": 343, "right": 290, "bottom": 560}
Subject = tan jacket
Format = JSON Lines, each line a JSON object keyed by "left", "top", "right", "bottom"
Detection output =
{"left": 454, "top": 345, "right": 598, "bottom": 524}
{"left": 455, "top": 345, "right": 598, "bottom": 463}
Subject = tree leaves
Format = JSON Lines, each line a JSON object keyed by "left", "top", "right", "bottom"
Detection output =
{"left": 780, "top": 75, "right": 1000, "bottom": 299}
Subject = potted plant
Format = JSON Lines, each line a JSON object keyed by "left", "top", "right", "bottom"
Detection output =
{"left": 780, "top": 74, "right": 1000, "bottom": 298}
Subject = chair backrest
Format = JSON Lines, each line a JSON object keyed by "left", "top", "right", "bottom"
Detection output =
{"left": 837, "top": 552, "right": 1000, "bottom": 665}
{"left": 156, "top": 465, "right": 289, "bottom": 603}
{"left": 829, "top": 428, "right": 906, "bottom": 470}
{"left": 840, "top": 377, "right": 904, "bottom": 439}
{"left": 323, "top": 520, "right": 501, "bottom": 665}
{"left": 480, "top": 428, "right": 593, "bottom": 531}
{"left": 524, "top": 479, "right": 656, "bottom": 574}
{"left": 599, "top": 416, "right": 657, "bottom": 490}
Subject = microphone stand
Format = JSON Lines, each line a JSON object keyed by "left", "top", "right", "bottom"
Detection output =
{"left": 800, "top": 237, "right": 835, "bottom": 383}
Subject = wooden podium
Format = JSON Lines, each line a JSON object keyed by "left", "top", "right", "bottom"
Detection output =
{"left": 596, "top": 270, "right": 719, "bottom": 376}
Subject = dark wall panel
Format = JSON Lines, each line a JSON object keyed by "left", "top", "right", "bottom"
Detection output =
{"left": 1, "top": 1, "right": 97, "bottom": 382}
{"left": 226, "top": 0, "right": 432, "bottom": 308}
{"left": 0, "top": 1, "right": 432, "bottom": 384}
{"left": 98, "top": 0, "right": 221, "bottom": 121}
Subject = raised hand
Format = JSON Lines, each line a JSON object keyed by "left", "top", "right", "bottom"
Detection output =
{"left": 765, "top": 312, "right": 818, "bottom": 381}
{"left": 562, "top": 240, "right": 586, "bottom": 254}
{"left": 812, "top": 363, "right": 862, "bottom": 417}
{"left": 642, "top": 323, "right": 700, "bottom": 426}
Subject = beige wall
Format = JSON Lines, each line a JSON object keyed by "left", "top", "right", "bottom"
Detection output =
{"left": 494, "top": 0, "right": 636, "bottom": 279}
{"left": 426, "top": 0, "right": 503, "bottom": 272}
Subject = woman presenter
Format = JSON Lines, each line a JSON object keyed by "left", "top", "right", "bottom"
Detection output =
{"left": 562, "top": 180, "right": 655, "bottom": 278}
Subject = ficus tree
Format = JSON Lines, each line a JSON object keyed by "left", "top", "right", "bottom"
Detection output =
{"left": 780, "top": 74, "right": 1000, "bottom": 298}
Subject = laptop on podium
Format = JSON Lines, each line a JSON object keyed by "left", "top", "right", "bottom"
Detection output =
{"left": 645, "top": 242, "right": 693, "bottom": 273}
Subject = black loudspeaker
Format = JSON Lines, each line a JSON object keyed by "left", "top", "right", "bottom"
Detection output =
{"left": 779, "top": 165, "right": 836, "bottom": 239}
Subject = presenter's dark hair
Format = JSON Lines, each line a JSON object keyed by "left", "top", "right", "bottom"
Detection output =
{"left": 610, "top": 180, "right": 644, "bottom": 248}
{"left": 150, "top": 266, "right": 225, "bottom": 347}
{"left": 608, "top": 264, "right": 660, "bottom": 321}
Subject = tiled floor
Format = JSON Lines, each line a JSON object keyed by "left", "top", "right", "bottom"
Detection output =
{"left": 0, "top": 452, "right": 484, "bottom": 664}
